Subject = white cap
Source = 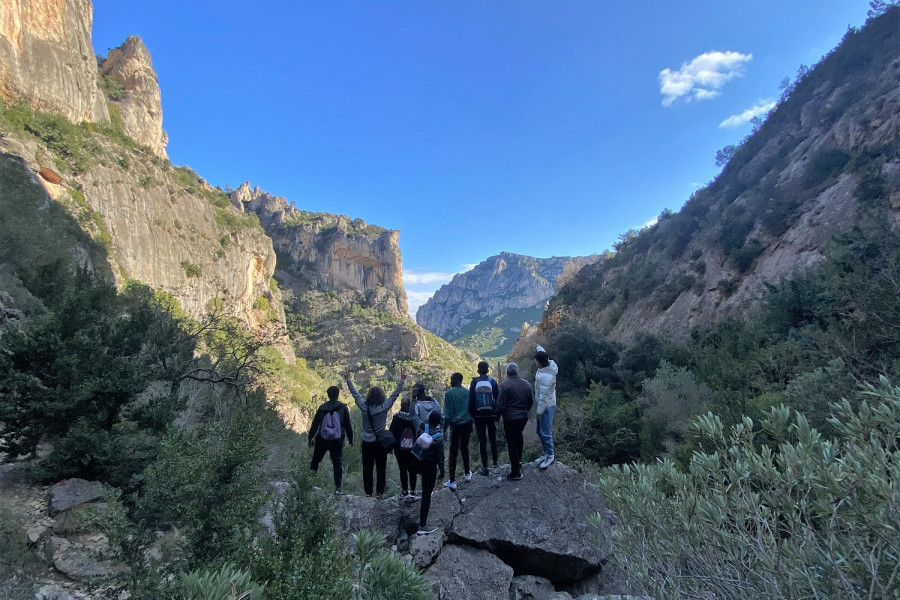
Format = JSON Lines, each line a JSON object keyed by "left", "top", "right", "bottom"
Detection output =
{"left": 536, "top": 345, "right": 545, "bottom": 353}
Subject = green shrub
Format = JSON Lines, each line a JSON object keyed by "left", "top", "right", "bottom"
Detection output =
{"left": 179, "top": 563, "right": 266, "bottom": 600}
{"left": 594, "top": 377, "right": 900, "bottom": 600}
{"left": 804, "top": 148, "right": 851, "bottom": 187}
{"left": 182, "top": 261, "right": 203, "bottom": 278}
{"left": 352, "top": 530, "right": 433, "bottom": 600}
{"left": 246, "top": 467, "right": 351, "bottom": 600}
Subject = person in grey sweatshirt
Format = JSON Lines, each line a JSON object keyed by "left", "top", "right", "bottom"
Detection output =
{"left": 343, "top": 369, "right": 408, "bottom": 498}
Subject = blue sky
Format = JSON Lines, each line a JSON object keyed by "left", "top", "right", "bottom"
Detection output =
{"left": 90, "top": 1, "right": 873, "bottom": 316}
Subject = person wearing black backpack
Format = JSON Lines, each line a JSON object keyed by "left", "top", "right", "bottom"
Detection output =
{"left": 389, "top": 397, "right": 418, "bottom": 500}
{"left": 469, "top": 361, "right": 500, "bottom": 476}
{"left": 308, "top": 385, "right": 354, "bottom": 495}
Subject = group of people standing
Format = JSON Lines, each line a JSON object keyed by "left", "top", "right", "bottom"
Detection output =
{"left": 307, "top": 346, "right": 558, "bottom": 535}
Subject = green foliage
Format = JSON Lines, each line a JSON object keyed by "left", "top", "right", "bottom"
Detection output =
{"left": 352, "top": 530, "right": 433, "bottom": 600}
{"left": 182, "top": 261, "right": 204, "bottom": 278}
{"left": 0, "top": 273, "right": 185, "bottom": 488}
{"left": 594, "top": 377, "right": 900, "bottom": 600}
{"left": 215, "top": 207, "right": 263, "bottom": 234}
{"left": 1, "top": 104, "right": 96, "bottom": 173}
{"left": 138, "top": 395, "right": 269, "bottom": 563}
{"left": 637, "top": 361, "right": 713, "bottom": 455}
{"left": 98, "top": 71, "right": 125, "bottom": 101}
{"left": 449, "top": 305, "right": 545, "bottom": 358}
{"left": 544, "top": 323, "right": 622, "bottom": 392}
{"left": 179, "top": 563, "right": 266, "bottom": 600}
{"left": 804, "top": 148, "right": 851, "bottom": 187}
{"left": 252, "top": 296, "right": 270, "bottom": 311}
{"left": 246, "top": 466, "right": 352, "bottom": 600}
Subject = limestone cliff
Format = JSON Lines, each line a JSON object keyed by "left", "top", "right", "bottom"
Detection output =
{"left": 233, "top": 182, "right": 408, "bottom": 317}
{"left": 0, "top": 0, "right": 108, "bottom": 124}
{"left": 417, "top": 252, "right": 596, "bottom": 357}
{"left": 99, "top": 36, "right": 168, "bottom": 159}
{"left": 229, "top": 183, "right": 476, "bottom": 372}
{"left": 518, "top": 10, "right": 900, "bottom": 355}
{"left": 0, "top": 134, "right": 283, "bottom": 336}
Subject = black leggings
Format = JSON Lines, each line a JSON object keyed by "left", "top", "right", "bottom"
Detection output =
{"left": 447, "top": 420, "right": 473, "bottom": 481}
{"left": 474, "top": 417, "right": 498, "bottom": 468}
{"left": 310, "top": 438, "right": 344, "bottom": 490}
{"left": 395, "top": 449, "right": 418, "bottom": 493}
{"left": 419, "top": 460, "right": 438, "bottom": 527}
{"left": 361, "top": 440, "right": 388, "bottom": 496}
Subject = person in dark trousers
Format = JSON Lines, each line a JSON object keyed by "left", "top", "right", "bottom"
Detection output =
{"left": 417, "top": 410, "right": 445, "bottom": 535}
{"left": 308, "top": 385, "right": 354, "bottom": 494}
{"left": 344, "top": 369, "right": 408, "bottom": 499}
{"left": 443, "top": 372, "right": 473, "bottom": 490}
{"left": 389, "top": 397, "right": 418, "bottom": 499}
{"left": 496, "top": 362, "right": 533, "bottom": 481}
{"left": 469, "top": 361, "right": 500, "bottom": 476}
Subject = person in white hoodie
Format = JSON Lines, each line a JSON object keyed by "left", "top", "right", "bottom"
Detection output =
{"left": 533, "top": 345, "right": 558, "bottom": 469}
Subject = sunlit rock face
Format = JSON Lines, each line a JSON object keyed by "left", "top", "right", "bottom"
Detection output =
{"left": 100, "top": 36, "right": 168, "bottom": 159}
{"left": 0, "top": 0, "right": 109, "bottom": 124}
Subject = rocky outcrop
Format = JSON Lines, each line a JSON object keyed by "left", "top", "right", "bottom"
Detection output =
{"left": 233, "top": 182, "right": 408, "bottom": 317}
{"left": 417, "top": 252, "right": 596, "bottom": 356}
{"left": 99, "top": 36, "right": 168, "bottom": 158}
{"left": 0, "top": 0, "right": 108, "bottom": 123}
{"left": 335, "top": 461, "right": 626, "bottom": 600}
{"left": 528, "top": 12, "right": 900, "bottom": 348}
{"left": 0, "top": 136, "right": 285, "bottom": 335}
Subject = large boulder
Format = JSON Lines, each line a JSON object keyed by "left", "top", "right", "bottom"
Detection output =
{"left": 335, "top": 461, "right": 619, "bottom": 596}
{"left": 49, "top": 479, "right": 103, "bottom": 516}
{"left": 449, "top": 462, "right": 613, "bottom": 583}
{"left": 424, "top": 544, "right": 514, "bottom": 600}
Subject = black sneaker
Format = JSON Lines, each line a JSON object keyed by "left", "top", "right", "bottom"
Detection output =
{"left": 417, "top": 526, "right": 438, "bottom": 535}
{"left": 507, "top": 473, "right": 523, "bottom": 481}
{"left": 479, "top": 467, "right": 490, "bottom": 476}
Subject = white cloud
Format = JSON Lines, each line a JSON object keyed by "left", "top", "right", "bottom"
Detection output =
{"left": 718, "top": 99, "right": 777, "bottom": 128}
{"left": 404, "top": 264, "right": 478, "bottom": 319}
{"left": 659, "top": 51, "right": 753, "bottom": 106}
{"left": 403, "top": 271, "right": 456, "bottom": 286}
{"left": 407, "top": 290, "right": 438, "bottom": 319}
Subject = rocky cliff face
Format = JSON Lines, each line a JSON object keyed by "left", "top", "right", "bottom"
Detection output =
{"left": 0, "top": 0, "right": 108, "bottom": 124}
{"left": 417, "top": 252, "right": 596, "bottom": 357}
{"left": 100, "top": 37, "right": 168, "bottom": 159}
{"left": 233, "top": 182, "right": 408, "bottom": 317}
{"left": 0, "top": 135, "right": 283, "bottom": 335}
{"left": 521, "top": 12, "right": 900, "bottom": 352}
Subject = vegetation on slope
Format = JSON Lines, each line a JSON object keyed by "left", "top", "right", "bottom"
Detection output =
{"left": 548, "top": 8, "right": 899, "bottom": 335}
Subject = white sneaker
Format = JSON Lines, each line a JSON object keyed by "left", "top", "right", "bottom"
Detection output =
{"left": 534, "top": 454, "right": 547, "bottom": 464}
{"left": 417, "top": 527, "right": 438, "bottom": 535}
{"left": 539, "top": 455, "right": 555, "bottom": 470}
{"left": 464, "top": 471, "right": 473, "bottom": 482}
{"left": 443, "top": 481, "right": 458, "bottom": 491}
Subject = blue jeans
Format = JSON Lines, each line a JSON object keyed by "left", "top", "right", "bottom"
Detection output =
{"left": 536, "top": 405, "right": 556, "bottom": 456}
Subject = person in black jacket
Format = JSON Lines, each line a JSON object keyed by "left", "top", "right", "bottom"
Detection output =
{"left": 496, "top": 362, "right": 533, "bottom": 481}
{"left": 389, "top": 397, "right": 418, "bottom": 500}
{"left": 469, "top": 361, "right": 500, "bottom": 476}
{"left": 308, "top": 385, "right": 354, "bottom": 495}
